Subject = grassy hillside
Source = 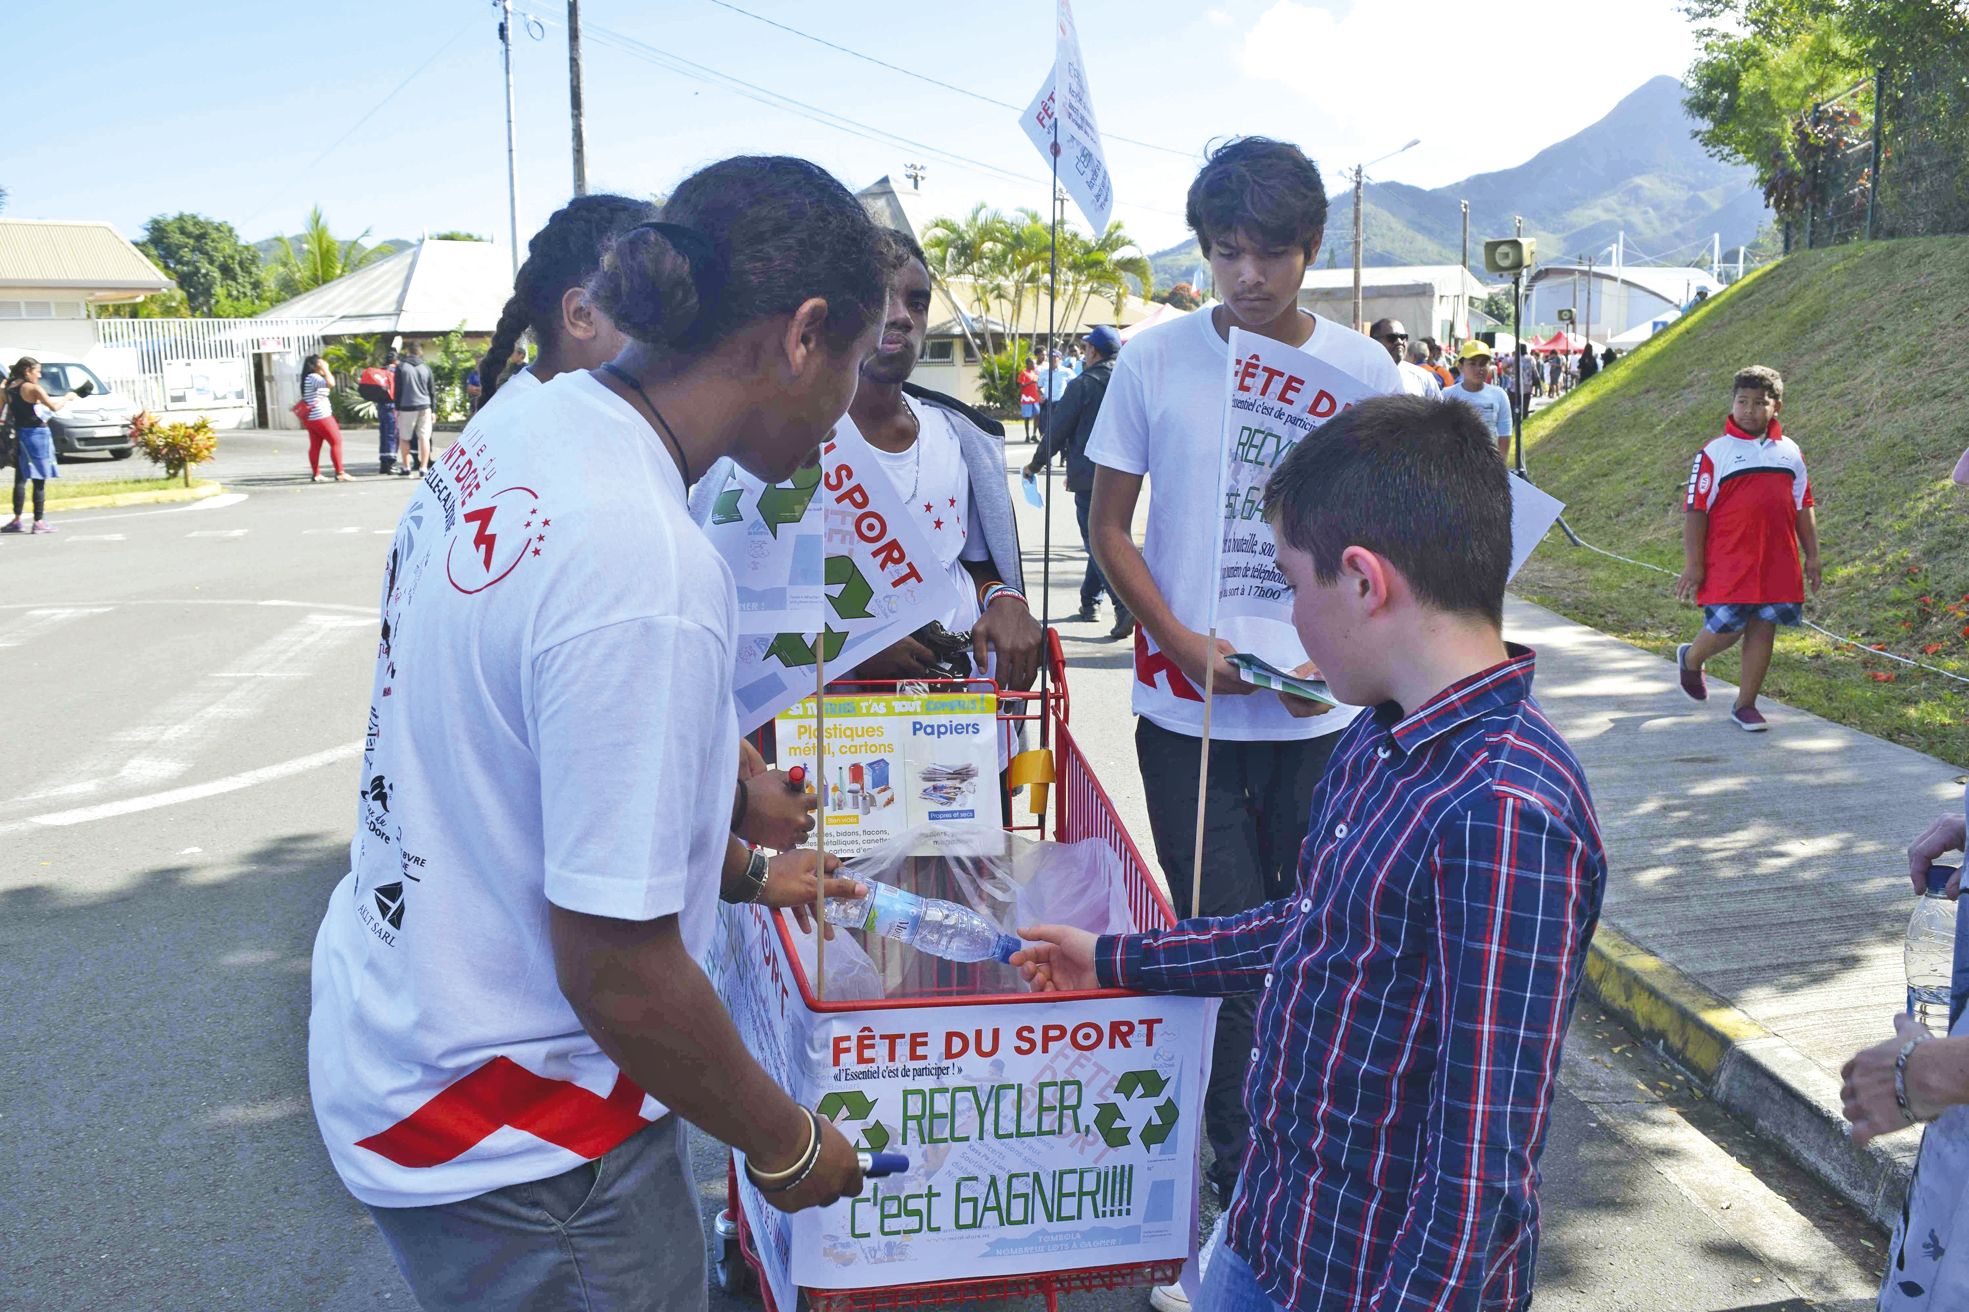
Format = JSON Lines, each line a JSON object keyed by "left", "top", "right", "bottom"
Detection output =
{"left": 1515, "top": 237, "right": 1969, "bottom": 764}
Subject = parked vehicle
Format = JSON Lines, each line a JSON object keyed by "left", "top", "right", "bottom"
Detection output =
{"left": 0, "top": 359, "right": 137, "bottom": 463}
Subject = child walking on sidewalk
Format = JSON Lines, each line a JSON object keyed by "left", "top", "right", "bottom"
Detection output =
{"left": 1675, "top": 365, "right": 1822, "bottom": 731}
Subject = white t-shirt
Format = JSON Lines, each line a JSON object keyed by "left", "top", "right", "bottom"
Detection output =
{"left": 473, "top": 364, "right": 544, "bottom": 422}
{"left": 1397, "top": 360, "right": 1443, "bottom": 399}
{"left": 848, "top": 396, "right": 988, "bottom": 634}
{"left": 1084, "top": 308, "right": 1402, "bottom": 742}
{"left": 1442, "top": 380, "right": 1514, "bottom": 439}
{"left": 309, "top": 369, "right": 740, "bottom": 1209}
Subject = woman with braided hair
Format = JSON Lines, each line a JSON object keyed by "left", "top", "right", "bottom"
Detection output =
{"left": 473, "top": 192, "right": 657, "bottom": 416}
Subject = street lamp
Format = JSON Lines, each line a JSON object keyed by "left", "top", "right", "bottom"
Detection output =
{"left": 1352, "top": 138, "right": 1420, "bottom": 331}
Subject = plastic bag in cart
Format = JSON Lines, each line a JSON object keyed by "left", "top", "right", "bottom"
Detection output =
{"left": 784, "top": 823, "right": 1132, "bottom": 1001}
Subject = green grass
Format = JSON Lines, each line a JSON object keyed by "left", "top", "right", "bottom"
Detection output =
{"left": 1513, "top": 237, "right": 1969, "bottom": 765}
{"left": 48, "top": 476, "right": 208, "bottom": 501}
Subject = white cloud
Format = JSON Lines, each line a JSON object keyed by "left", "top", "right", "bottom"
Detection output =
{"left": 1205, "top": 6, "right": 1235, "bottom": 24}
{"left": 1236, "top": 0, "right": 1700, "bottom": 187}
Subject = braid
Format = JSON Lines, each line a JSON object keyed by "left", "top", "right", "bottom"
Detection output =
{"left": 475, "top": 295, "right": 531, "bottom": 412}
{"left": 474, "top": 193, "right": 657, "bottom": 412}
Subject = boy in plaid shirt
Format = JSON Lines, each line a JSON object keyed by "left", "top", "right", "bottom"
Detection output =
{"left": 1674, "top": 366, "right": 1822, "bottom": 732}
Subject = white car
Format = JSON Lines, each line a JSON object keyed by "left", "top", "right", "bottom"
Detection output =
{"left": 0, "top": 360, "right": 137, "bottom": 460}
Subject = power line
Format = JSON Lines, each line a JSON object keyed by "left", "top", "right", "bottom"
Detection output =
{"left": 520, "top": 8, "right": 1188, "bottom": 222}
{"left": 241, "top": 20, "right": 476, "bottom": 230}
{"left": 698, "top": 0, "right": 1195, "bottom": 160}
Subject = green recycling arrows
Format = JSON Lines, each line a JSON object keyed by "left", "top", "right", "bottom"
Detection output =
{"left": 815, "top": 1091, "right": 891, "bottom": 1153}
{"left": 709, "top": 484, "right": 744, "bottom": 526}
{"left": 824, "top": 554, "right": 874, "bottom": 620}
{"left": 765, "top": 627, "right": 847, "bottom": 669}
{"left": 757, "top": 463, "right": 822, "bottom": 537}
{"left": 1091, "top": 1068, "right": 1182, "bottom": 1149}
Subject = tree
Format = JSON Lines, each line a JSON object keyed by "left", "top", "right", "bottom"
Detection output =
{"left": 1058, "top": 221, "right": 1153, "bottom": 331}
{"left": 267, "top": 206, "right": 390, "bottom": 299}
{"left": 1155, "top": 282, "right": 1202, "bottom": 310}
{"left": 1682, "top": 1, "right": 1863, "bottom": 197}
{"left": 130, "top": 213, "right": 271, "bottom": 317}
{"left": 429, "top": 231, "right": 489, "bottom": 242}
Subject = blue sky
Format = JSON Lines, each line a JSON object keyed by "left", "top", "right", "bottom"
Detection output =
{"left": 11, "top": 1, "right": 1701, "bottom": 256}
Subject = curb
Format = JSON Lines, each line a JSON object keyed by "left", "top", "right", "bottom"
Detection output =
{"left": 1585, "top": 921, "right": 1916, "bottom": 1230}
{"left": 48, "top": 481, "right": 224, "bottom": 513}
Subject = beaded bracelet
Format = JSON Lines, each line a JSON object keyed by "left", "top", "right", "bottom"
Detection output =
{"left": 981, "top": 583, "right": 1026, "bottom": 610}
{"left": 1895, "top": 1031, "right": 1932, "bottom": 1122}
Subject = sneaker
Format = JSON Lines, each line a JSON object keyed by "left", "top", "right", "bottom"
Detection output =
{"left": 1149, "top": 1284, "right": 1190, "bottom": 1312}
{"left": 1074, "top": 603, "right": 1098, "bottom": 623}
{"left": 30, "top": 520, "right": 54, "bottom": 534}
{"left": 335, "top": 472, "right": 354, "bottom": 482}
{"left": 1675, "top": 643, "right": 1707, "bottom": 702}
{"left": 0, "top": 518, "right": 23, "bottom": 533}
{"left": 1731, "top": 704, "right": 1769, "bottom": 732}
{"left": 1108, "top": 606, "right": 1135, "bottom": 641}
{"left": 311, "top": 473, "right": 325, "bottom": 483}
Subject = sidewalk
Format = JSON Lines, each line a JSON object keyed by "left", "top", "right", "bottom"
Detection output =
{"left": 1508, "top": 596, "right": 1961, "bottom": 1225}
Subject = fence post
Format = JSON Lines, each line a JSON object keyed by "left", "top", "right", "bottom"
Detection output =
{"left": 1866, "top": 67, "right": 1886, "bottom": 241}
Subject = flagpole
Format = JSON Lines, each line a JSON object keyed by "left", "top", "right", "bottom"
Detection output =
{"left": 1038, "top": 117, "right": 1060, "bottom": 756}
{"left": 812, "top": 652, "right": 828, "bottom": 1001}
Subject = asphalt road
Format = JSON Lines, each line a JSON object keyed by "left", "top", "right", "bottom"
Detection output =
{"left": 1, "top": 464, "right": 1888, "bottom": 1311}
{"left": 59, "top": 424, "right": 428, "bottom": 488}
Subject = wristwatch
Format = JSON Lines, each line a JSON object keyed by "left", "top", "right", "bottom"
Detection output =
{"left": 739, "top": 847, "right": 769, "bottom": 904}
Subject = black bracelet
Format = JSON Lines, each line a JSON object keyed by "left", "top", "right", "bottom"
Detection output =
{"left": 731, "top": 777, "right": 750, "bottom": 835}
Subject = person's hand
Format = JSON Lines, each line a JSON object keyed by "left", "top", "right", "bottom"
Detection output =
{"left": 737, "top": 737, "right": 768, "bottom": 782}
{"left": 856, "top": 635, "right": 938, "bottom": 681}
{"left": 973, "top": 594, "right": 1043, "bottom": 691}
{"left": 1024, "top": 458, "right": 1044, "bottom": 478}
{"left": 761, "top": 851, "right": 863, "bottom": 937}
{"left": 758, "top": 1113, "right": 865, "bottom": 1213}
{"left": 739, "top": 769, "right": 817, "bottom": 850}
{"left": 1909, "top": 810, "right": 1968, "bottom": 896}
{"left": 1278, "top": 659, "right": 1334, "bottom": 719}
{"left": 1011, "top": 924, "right": 1102, "bottom": 992}
{"left": 1167, "top": 629, "right": 1254, "bottom": 696}
{"left": 1842, "top": 1013, "right": 1933, "bottom": 1146}
{"left": 1673, "top": 566, "right": 1704, "bottom": 605}
{"left": 1804, "top": 553, "right": 1823, "bottom": 593}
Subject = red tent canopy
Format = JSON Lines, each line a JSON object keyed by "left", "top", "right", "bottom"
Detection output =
{"left": 1530, "top": 331, "right": 1586, "bottom": 355}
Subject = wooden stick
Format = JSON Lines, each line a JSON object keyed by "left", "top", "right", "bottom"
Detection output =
{"left": 813, "top": 651, "right": 828, "bottom": 1001}
{"left": 1189, "top": 628, "right": 1217, "bottom": 921}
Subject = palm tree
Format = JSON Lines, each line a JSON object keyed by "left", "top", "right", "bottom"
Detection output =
{"left": 922, "top": 203, "right": 1014, "bottom": 358}
{"left": 1060, "top": 222, "right": 1154, "bottom": 332}
{"left": 269, "top": 206, "right": 389, "bottom": 299}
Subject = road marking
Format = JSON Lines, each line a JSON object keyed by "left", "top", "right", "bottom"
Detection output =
{"left": 45, "top": 492, "right": 252, "bottom": 525}
{"left": 0, "top": 607, "right": 111, "bottom": 649}
{"left": 187, "top": 529, "right": 249, "bottom": 538}
{"left": 64, "top": 533, "right": 128, "bottom": 542}
{"left": 304, "top": 527, "right": 363, "bottom": 535}
{"left": 0, "top": 598, "right": 373, "bottom": 616}
{"left": 187, "top": 493, "right": 250, "bottom": 511}
{"left": 9, "top": 612, "right": 370, "bottom": 805}
{"left": 0, "top": 741, "right": 363, "bottom": 836}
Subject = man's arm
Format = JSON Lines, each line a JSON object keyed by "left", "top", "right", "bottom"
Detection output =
{"left": 1366, "top": 796, "right": 1599, "bottom": 1311}
{"left": 962, "top": 556, "right": 1042, "bottom": 691}
{"left": 1028, "top": 376, "right": 1087, "bottom": 473}
{"left": 1796, "top": 505, "right": 1821, "bottom": 592}
{"left": 550, "top": 908, "right": 860, "bottom": 1211}
{"left": 1088, "top": 465, "right": 1254, "bottom": 695}
{"left": 1015, "top": 897, "right": 1300, "bottom": 995}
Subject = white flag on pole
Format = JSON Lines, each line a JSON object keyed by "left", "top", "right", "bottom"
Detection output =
{"left": 1017, "top": 0, "right": 1114, "bottom": 233}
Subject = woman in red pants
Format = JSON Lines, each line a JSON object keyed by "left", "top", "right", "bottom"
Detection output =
{"left": 300, "top": 355, "right": 351, "bottom": 482}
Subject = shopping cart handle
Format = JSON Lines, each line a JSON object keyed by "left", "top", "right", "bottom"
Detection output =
{"left": 859, "top": 1152, "right": 909, "bottom": 1177}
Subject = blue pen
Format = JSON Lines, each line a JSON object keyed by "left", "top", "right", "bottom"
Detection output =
{"left": 858, "top": 1152, "right": 909, "bottom": 1178}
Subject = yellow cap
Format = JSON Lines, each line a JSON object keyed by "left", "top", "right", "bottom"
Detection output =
{"left": 1458, "top": 340, "right": 1494, "bottom": 361}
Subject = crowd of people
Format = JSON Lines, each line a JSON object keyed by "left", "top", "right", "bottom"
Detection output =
{"left": 292, "top": 137, "right": 1965, "bottom": 1312}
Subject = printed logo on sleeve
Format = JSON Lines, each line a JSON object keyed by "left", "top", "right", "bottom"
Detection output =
{"left": 447, "top": 486, "right": 549, "bottom": 594}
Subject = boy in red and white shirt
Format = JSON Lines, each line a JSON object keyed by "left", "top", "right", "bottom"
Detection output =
{"left": 1674, "top": 365, "right": 1822, "bottom": 731}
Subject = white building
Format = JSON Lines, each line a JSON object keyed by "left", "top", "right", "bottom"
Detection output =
{"left": 1526, "top": 261, "right": 1722, "bottom": 343}
{"left": 0, "top": 218, "right": 171, "bottom": 360}
{"left": 257, "top": 237, "right": 514, "bottom": 338}
{"left": 1297, "top": 264, "right": 1497, "bottom": 342}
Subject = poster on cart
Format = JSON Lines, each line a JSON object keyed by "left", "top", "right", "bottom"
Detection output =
{"left": 709, "top": 900, "right": 1217, "bottom": 1297}
{"left": 775, "top": 691, "right": 1002, "bottom": 860}
{"left": 695, "top": 428, "right": 959, "bottom": 734}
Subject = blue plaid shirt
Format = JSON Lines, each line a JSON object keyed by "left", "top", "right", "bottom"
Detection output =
{"left": 1099, "top": 648, "right": 1605, "bottom": 1311}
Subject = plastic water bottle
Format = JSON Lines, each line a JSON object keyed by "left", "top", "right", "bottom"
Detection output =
{"left": 824, "top": 881, "right": 1022, "bottom": 964}
{"left": 1906, "top": 865, "right": 1959, "bottom": 1029}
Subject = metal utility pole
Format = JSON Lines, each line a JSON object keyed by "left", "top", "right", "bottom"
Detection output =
{"left": 1583, "top": 255, "right": 1595, "bottom": 343}
{"left": 1351, "top": 165, "right": 1365, "bottom": 331}
{"left": 568, "top": 0, "right": 587, "bottom": 196}
{"left": 1459, "top": 200, "right": 1470, "bottom": 338}
{"left": 499, "top": 0, "right": 520, "bottom": 277}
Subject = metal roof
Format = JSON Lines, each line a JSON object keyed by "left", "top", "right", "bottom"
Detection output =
{"left": 1299, "top": 264, "right": 1497, "bottom": 295}
{"left": 0, "top": 219, "right": 171, "bottom": 296}
{"left": 257, "top": 238, "right": 513, "bottom": 336}
{"left": 1528, "top": 261, "right": 1722, "bottom": 303}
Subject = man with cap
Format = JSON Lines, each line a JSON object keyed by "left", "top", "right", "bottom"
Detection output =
{"left": 1028, "top": 326, "right": 1127, "bottom": 632}
{"left": 1369, "top": 318, "right": 1441, "bottom": 400}
{"left": 1441, "top": 339, "right": 1514, "bottom": 449}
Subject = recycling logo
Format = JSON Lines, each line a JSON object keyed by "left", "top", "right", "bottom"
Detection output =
{"left": 816, "top": 1090, "right": 894, "bottom": 1153}
{"left": 1092, "top": 1069, "right": 1179, "bottom": 1149}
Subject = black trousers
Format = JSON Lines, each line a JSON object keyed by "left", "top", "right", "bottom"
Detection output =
{"left": 1134, "top": 716, "right": 1339, "bottom": 1198}
{"left": 1072, "top": 489, "right": 1110, "bottom": 608}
